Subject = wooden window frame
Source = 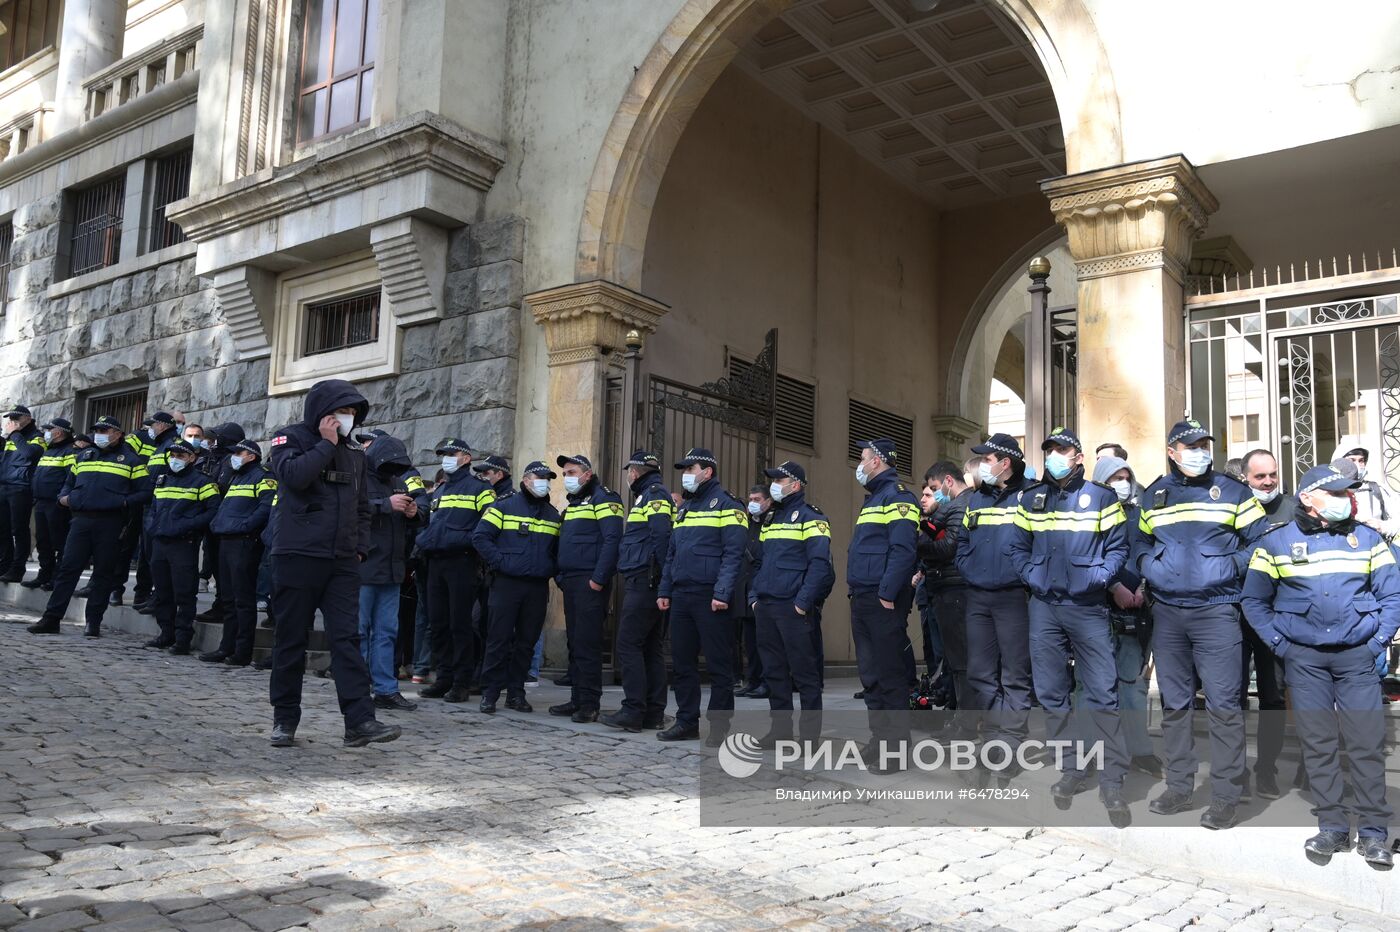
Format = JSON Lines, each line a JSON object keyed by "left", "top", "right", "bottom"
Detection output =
{"left": 295, "top": 0, "right": 376, "bottom": 146}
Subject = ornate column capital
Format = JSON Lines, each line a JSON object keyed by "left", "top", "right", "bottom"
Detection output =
{"left": 526, "top": 279, "right": 669, "bottom": 367}
{"left": 1042, "top": 155, "right": 1219, "bottom": 284}
{"left": 930, "top": 414, "right": 984, "bottom": 460}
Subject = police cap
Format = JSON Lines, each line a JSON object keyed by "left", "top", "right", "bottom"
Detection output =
{"left": 763, "top": 460, "right": 806, "bottom": 483}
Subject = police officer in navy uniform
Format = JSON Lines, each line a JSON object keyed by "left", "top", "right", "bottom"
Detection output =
{"left": 1242, "top": 463, "right": 1399, "bottom": 867}
{"left": 201, "top": 440, "right": 277, "bottom": 666}
{"left": 27, "top": 416, "right": 150, "bottom": 637}
{"left": 551, "top": 454, "right": 624, "bottom": 723}
{"left": 25, "top": 418, "right": 77, "bottom": 591}
{"left": 603, "top": 451, "right": 676, "bottom": 733}
{"left": 266, "top": 379, "right": 400, "bottom": 749}
{"left": 0, "top": 404, "right": 45, "bottom": 582}
{"left": 656, "top": 448, "right": 748, "bottom": 742}
{"left": 1138, "top": 419, "right": 1268, "bottom": 829}
{"left": 473, "top": 455, "right": 513, "bottom": 498}
{"left": 847, "top": 438, "right": 919, "bottom": 763}
{"left": 749, "top": 460, "right": 833, "bottom": 740}
{"left": 119, "top": 411, "right": 178, "bottom": 608}
{"left": 145, "top": 440, "right": 221, "bottom": 655}
{"left": 473, "top": 461, "right": 562, "bottom": 714}
{"left": 1007, "top": 426, "right": 1132, "bottom": 826}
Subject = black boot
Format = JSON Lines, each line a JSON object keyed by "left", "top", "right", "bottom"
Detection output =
{"left": 27, "top": 617, "right": 60, "bottom": 634}
{"left": 343, "top": 719, "right": 402, "bottom": 747}
{"left": 419, "top": 681, "right": 452, "bottom": 699}
{"left": 505, "top": 696, "right": 533, "bottom": 713}
{"left": 198, "top": 650, "right": 229, "bottom": 663}
{"left": 144, "top": 635, "right": 175, "bottom": 649}
{"left": 19, "top": 575, "right": 46, "bottom": 589}
{"left": 549, "top": 701, "right": 580, "bottom": 717}
{"left": 657, "top": 722, "right": 699, "bottom": 741}
{"left": 601, "top": 711, "right": 643, "bottom": 733}
{"left": 83, "top": 623, "right": 100, "bottom": 638}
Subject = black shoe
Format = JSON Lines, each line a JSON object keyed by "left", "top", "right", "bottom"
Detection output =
{"left": 252, "top": 657, "right": 273, "bottom": 671}
{"left": 1149, "top": 788, "right": 1195, "bottom": 815}
{"left": 168, "top": 643, "right": 190, "bottom": 656}
{"left": 0, "top": 569, "right": 25, "bottom": 583}
{"left": 1130, "top": 754, "right": 1164, "bottom": 778}
{"left": 419, "top": 681, "right": 451, "bottom": 699}
{"left": 374, "top": 693, "right": 418, "bottom": 711}
{"left": 1200, "top": 800, "right": 1238, "bottom": 830}
{"left": 749, "top": 685, "right": 772, "bottom": 699}
{"left": 134, "top": 602, "right": 156, "bottom": 616}
{"left": 505, "top": 696, "right": 533, "bottom": 713}
{"left": 642, "top": 714, "right": 667, "bottom": 730}
{"left": 549, "top": 701, "right": 580, "bottom": 717}
{"left": 1051, "top": 773, "right": 1094, "bottom": 810}
{"left": 27, "top": 618, "right": 60, "bottom": 634}
{"left": 1256, "top": 771, "right": 1282, "bottom": 800}
{"left": 83, "top": 624, "right": 100, "bottom": 638}
{"left": 553, "top": 675, "right": 573, "bottom": 687}
{"left": 19, "top": 576, "right": 45, "bottom": 589}
{"left": 108, "top": 591, "right": 122, "bottom": 606}
{"left": 344, "top": 719, "right": 402, "bottom": 747}
{"left": 1358, "top": 837, "right": 1394, "bottom": 868}
{"left": 270, "top": 724, "right": 296, "bottom": 748}
{"left": 657, "top": 723, "right": 699, "bottom": 741}
{"left": 442, "top": 686, "right": 472, "bottom": 703}
{"left": 479, "top": 698, "right": 497, "bottom": 714}
{"left": 225, "top": 654, "right": 251, "bottom": 667}
{"left": 601, "top": 711, "right": 643, "bottom": 733}
{"left": 194, "top": 609, "right": 222, "bottom": 623}
{"left": 1100, "top": 786, "right": 1132, "bottom": 829}
{"left": 40, "top": 582, "right": 53, "bottom": 591}
{"left": 734, "top": 684, "right": 755, "bottom": 698}
{"left": 1304, "top": 830, "right": 1351, "bottom": 864}
{"left": 571, "top": 708, "right": 599, "bottom": 724}
{"left": 853, "top": 690, "right": 866, "bottom": 700}
{"left": 144, "top": 635, "right": 175, "bottom": 649}
{"left": 198, "top": 650, "right": 229, "bottom": 664}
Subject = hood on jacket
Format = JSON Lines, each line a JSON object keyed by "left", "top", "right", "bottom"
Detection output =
{"left": 303, "top": 379, "right": 369, "bottom": 429}
{"left": 366, "top": 434, "right": 411, "bottom": 475}
{"left": 1093, "top": 455, "right": 1134, "bottom": 487}
{"left": 208, "top": 421, "right": 246, "bottom": 451}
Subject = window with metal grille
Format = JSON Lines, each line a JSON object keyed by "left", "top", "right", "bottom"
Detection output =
{"left": 728, "top": 355, "right": 817, "bottom": 450}
{"left": 848, "top": 398, "right": 915, "bottom": 479}
{"left": 0, "top": 1, "right": 60, "bottom": 72}
{"left": 82, "top": 386, "right": 148, "bottom": 439}
{"left": 302, "top": 290, "right": 381, "bottom": 356}
{"left": 68, "top": 176, "right": 125, "bottom": 277}
{"left": 297, "top": 0, "right": 377, "bottom": 145}
{"left": 0, "top": 222, "right": 12, "bottom": 315}
{"left": 148, "top": 148, "right": 192, "bottom": 252}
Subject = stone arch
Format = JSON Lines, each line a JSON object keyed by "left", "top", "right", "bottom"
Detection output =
{"left": 575, "top": 0, "right": 1124, "bottom": 291}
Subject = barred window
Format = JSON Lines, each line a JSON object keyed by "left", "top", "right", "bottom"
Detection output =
{"left": 0, "top": 1, "right": 60, "bottom": 72}
{"left": 0, "top": 222, "right": 12, "bottom": 315}
{"left": 83, "top": 387, "right": 148, "bottom": 439}
{"left": 729, "top": 355, "right": 818, "bottom": 451}
{"left": 69, "top": 176, "right": 126, "bottom": 277}
{"left": 302, "top": 290, "right": 381, "bottom": 356}
{"left": 297, "top": 0, "right": 378, "bottom": 144}
{"left": 148, "top": 148, "right": 193, "bottom": 252}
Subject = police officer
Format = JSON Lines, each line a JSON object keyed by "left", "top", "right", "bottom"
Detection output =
{"left": 748, "top": 460, "right": 832, "bottom": 740}
{"left": 145, "top": 440, "right": 220, "bottom": 655}
{"left": 1138, "top": 419, "right": 1267, "bottom": 829}
{"left": 25, "top": 418, "right": 77, "bottom": 591}
{"left": 360, "top": 434, "right": 423, "bottom": 712}
{"left": 416, "top": 438, "right": 495, "bottom": 703}
{"left": 266, "top": 379, "right": 400, "bottom": 749}
{"left": 0, "top": 404, "right": 45, "bottom": 582}
{"left": 847, "top": 438, "right": 919, "bottom": 763}
{"left": 189, "top": 422, "right": 247, "bottom": 624}
{"left": 657, "top": 447, "right": 747, "bottom": 742}
{"left": 27, "top": 416, "right": 150, "bottom": 637}
{"left": 1007, "top": 427, "right": 1132, "bottom": 825}
{"left": 922, "top": 460, "right": 972, "bottom": 735}
{"left": 120, "top": 411, "right": 178, "bottom": 608}
{"left": 200, "top": 440, "right": 276, "bottom": 666}
{"left": 957, "top": 434, "right": 1034, "bottom": 755}
{"left": 473, "top": 461, "right": 562, "bottom": 714}
{"left": 602, "top": 451, "right": 675, "bottom": 733}
{"left": 469, "top": 454, "right": 512, "bottom": 683}
{"left": 1242, "top": 463, "right": 1399, "bottom": 867}
{"left": 472, "top": 455, "right": 513, "bottom": 497}
{"left": 550, "top": 454, "right": 624, "bottom": 722}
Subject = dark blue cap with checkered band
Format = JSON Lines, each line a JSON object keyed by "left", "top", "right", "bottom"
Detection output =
{"left": 1041, "top": 426, "right": 1082, "bottom": 453}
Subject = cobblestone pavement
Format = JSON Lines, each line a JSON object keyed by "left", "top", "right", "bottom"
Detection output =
{"left": 0, "top": 612, "right": 1390, "bottom": 932}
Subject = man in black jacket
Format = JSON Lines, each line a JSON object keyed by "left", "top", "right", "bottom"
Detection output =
{"left": 25, "top": 417, "right": 76, "bottom": 590}
{"left": 921, "top": 461, "right": 972, "bottom": 733}
{"left": 0, "top": 404, "right": 45, "bottom": 582}
{"left": 266, "top": 379, "right": 400, "bottom": 749}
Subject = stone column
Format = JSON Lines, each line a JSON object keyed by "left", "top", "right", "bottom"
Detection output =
{"left": 1042, "top": 155, "right": 1218, "bottom": 455}
{"left": 51, "top": 0, "right": 127, "bottom": 135}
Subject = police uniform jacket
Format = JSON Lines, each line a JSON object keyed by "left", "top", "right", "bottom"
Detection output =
{"left": 32, "top": 438, "right": 77, "bottom": 501}
{"left": 1258, "top": 490, "right": 1292, "bottom": 529}
{"left": 558, "top": 476, "right": 624, "bottom": 584}
{"left": 658, "top": 476, "right": 747, "bottom": 604}
{"left": 472, "top": 487, "right": 561, "bottom": 578}
{"left": 149, "top": 465, "right": 220, "bottom": 541}
{"left": 415, "top": 467, "right": 495, "bottom": 556}
{"left": 1007, "top": 468, "right": 1128, "bottom": 605}
{"left": 748, "top": 491, "right": 834, "bottom": 612}
{"left": 362, "top": 436, "right": 425, "bottom": 585}
{"left": 266, "top": 379, "right": 371, "bottom": 560}
{"left": 1136, "top": 465, "right": 1268, "bottom": 607}
{"left": 204, "top": 423, "right": 246, "bottom": 492}
{"left": 922, "top": 487, "right": 971, "bottom": 590}
{"left": 127, "top": 426, "right": 177, "bottom": 480}
{"left": 62, "top": 443, "right": 151, "bottom": 513}
{"left": 210, "top": 462, "right": 276, "bottom": 537}
{"left": 617, "top": 470, "right": 674, "bottom": 579}
{"left": 846, "top": 468, "right": 919, "bottom": 602}
{"left": 0, "top": 422, "right": 45, "bottom": 489}
{"left": 956, "top": 473, "right": 1030, "bottom": 591}
{"left": 1242, "top": 507, "right": 1400, "bottom": 657}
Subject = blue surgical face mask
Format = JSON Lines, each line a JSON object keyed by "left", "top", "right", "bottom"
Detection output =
{"left": 529, "top": 478, "right": 550, "bottom": 497}
{"left": 681, "top": 473, "right": 699, "bottom": 493}
{"left": 933, "top": 488, "right": 950, "bottom": 507}
{"left": 442, "top": 456, "right": 461, "bottom": 475}
{"left": 93, "top": 433, "right": 112, "bottom": 449}
{"left": 747, "top": 500, "right": 763, "bottom": 516}
{"left": 977, "top": 461, "right": 1002, "bottom": 487}
{"left": 564, "top": 475, "right": 583, "bottom": 495}
{"left": 168, "top": 458, "right": 187, "bottom": 474}
{"left": 1045, "top": 452, "right": 1073, "bottom": 480}
{"left": 769, "top": 481, "right": 785, "bottom": 502}
{"left": 1317, "top": 492, "right": 1352, "bottom": 523}
{"left": 1177, "top": 447, "right": 1212, "bottom": 477}
{"left": 229, "top": 454, "right": 245, "bottom": 471}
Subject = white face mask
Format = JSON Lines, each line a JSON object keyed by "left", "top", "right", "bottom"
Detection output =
{"left": 681, "top": 473, "right": 700, "bottom": 493}
{"left": 229, "top": 454, "right": 245, "bottom": 471}
{"left": 855, "top": 464, "right": 870, "bottom": 487}
{"left": 1177, "top": 447, "right": 1212, "bottom": 477}
{"left": 168, "top": 458, "right": 187, "bottom": 474}
{"left": 529, "top": 478, "right": 550, "bottom": 497}
{"left": 1110, "top": 479, "right": 1132, "bottom": 502}
{"left": 747, "top": 500, "right": 763, "bottom": 516}
{"left": 42, "top": 430, "right": 52, "bottom": 443}
{"left": 442, "top": 456, "right": 461, "bottom": 475}
{"left": 563, "top": 475, "right": 583, "bottom": 495}
{"left": 1315, "top": 492, "right": 1352, "bottom": 523}
{"left": 146, "top": 426, "right": 158, "bottom": 439}
{"left": 1252, "top": 486, "right": 1280, "bottom": 504}
{"left": 93, "top": 433, "right": 112, "bottom": 449}
{"left": 769, "top": 481, "right": 785, "bottom": 502}
{"left": 334, "top": 413, "right": 355, "bottom": 437}
{"left": 1355, "top": 464, "right": 1368, "bottom": 480}
{"left": 978, "top": 461, "right": 1002, "bottom": 487}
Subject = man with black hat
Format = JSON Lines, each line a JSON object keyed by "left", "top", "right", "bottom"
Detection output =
{"left": 656, "top": 447, "right": 748, "bottom": 742}
{"left": 28, "top": 416, "right": 150, "bottom": 637}
{"left": 1138, "top": 418, "right": 1268, "bottom": 829}
{"left": 200, "top": 440, "right": 276, "bottom": 666}
{"left": 116, "top": 410, "right": 179, "bottom": 608}
{"left": 1007, "top": 426, "right": 1133, "bottom": 826}
{"left": 25, "top": 418, "right": 77, "bottom": 590}
{"left": 415, "top": 437, "right": 495, "bottom": 703}
{"left": 602, "top": 451, "right": 676, "bottom": 733}
{"left": 0, "top": 404, "right": 45, "bottom": 582}
{"left": 474, "top": 461, "right": 562, "bottom": 714}
{"left": 472, "top": 455, "right": 513, "bottom": 498}
{"left": 468, "top": 454, "right": 513, "bottom": 682}
{"left": 265, "top": 378, "right": 400, "bottom": 749}
{"left": 1242, "top": 463, "right": 1400, "bottom": 867}
{"left": 550, "top": 453, "right": 624, "bottom": 723}
{"left": 144, "top": 440, "right": 221, "bottom": 655}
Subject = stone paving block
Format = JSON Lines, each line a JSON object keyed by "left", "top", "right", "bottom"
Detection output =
{"left": 10, "top": 911, "right": 94, "bottom": 932}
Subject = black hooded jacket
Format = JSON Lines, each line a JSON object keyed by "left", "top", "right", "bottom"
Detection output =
{"left": 204, "top": 422, "right": 247, "bottom": 491}
{"left": 266, "top": 379, "right": 370, "bottom": 560}
{"left": 362, "top": 435, "right": 424, "bottom": 584}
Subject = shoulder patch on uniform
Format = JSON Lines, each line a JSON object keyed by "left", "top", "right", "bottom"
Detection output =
{"left": 647, "top": 499, "right": 668, "bottom": 513}
{"left": 1209, "top": 485, "right": 1221, "bottom": 500}
{"left": 271, "top": 435, "right": 288, "bottom": 446}
{"left": 709, "top": 498, "right": 718, "bottom": 508}
{"left": 817, "top": 521, "right": 830, "bottom": 535}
